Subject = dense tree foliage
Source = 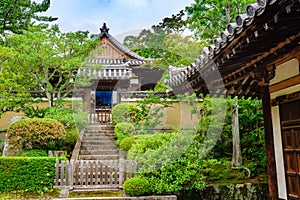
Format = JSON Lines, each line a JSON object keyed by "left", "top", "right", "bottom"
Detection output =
{"left": 153, "top": 10, "right": 187, "bottom": 34}
{"left": 124, "top": 27, "right": 171, "bottom": 59}
{"left": 186, "top": 0, "right": 255, "bottom": 41}
{"left": 123, "top": 27, "right": 204, "bottom": 92}
{"left": 155, "top": 0, "right": 255, "bottom": 43}
{"left": 1, "top": 25, "right": 97, "bottom": 106}
{"left": 0, "top": 0, "right": 57, "bottom": 43}
{"left": 0, "top": 47, "right": 31, "bottom": 116}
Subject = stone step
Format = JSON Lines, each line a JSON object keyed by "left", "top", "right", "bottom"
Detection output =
{"left": 81, "top": 140, "right": 115, "bottom": 145}
{"left": 83, "top": 136, "right": 116, "bottom": 142}
{"left": 80, "top": 149, "right": 119, "bottom": 155}
{"left": 79, "top": 155, "right": 119, "bottom": 160}
{"left": 86, "top": 125, "right": 114, "bottom": 130}
{"left": 83, "top": 132, "right": 115, "bottom": 136}
{"left": 81, "top": 144, "right": 118, "bottom": 150}
{"left": 84, "top": 131, "right": 115, "bottom": 134}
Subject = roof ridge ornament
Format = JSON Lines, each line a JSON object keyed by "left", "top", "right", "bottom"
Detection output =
{"left": 100, "top": 23, "right": 109, "bottom": 34}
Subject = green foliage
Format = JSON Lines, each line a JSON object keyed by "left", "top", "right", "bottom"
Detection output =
{"left": 124, "top": 27, "right": 203, "bottom": 70}
{"left": 186, "top": 0, "right": 255, "bottom": 42}
{"left": 133, "top": 93, "right": 170, "bottom": 134}
{"left": 2, "top": 25, "right": 98, "bottom": 106}
{"left": 154, "top": 10, "right": 187, "bottom": 33}
{"left": 22, "top": 106, "right": 49, "bottom": 118}
{"left": 132, "top": 131, "right": 206, "bottom": 193}
{"left": 123, "top": 176, "right": 151, "bottom": 196}
{"left": 17, "top": 149, "right": 48, "bottom": 157}
{"left": 124, "top": 95, "right": 267, "bottom": 194}
{"left": 0, "top": 68, "right": 32, "bottom": 117}
{"left": 58, "top": 128, "right": 78, "bottom": 156}
{"left": 123, "top": 27, "right": 170, "bottom": 59}
{"left": 111, "top": 103, "right": 137, "bottom": 124}
{"left": 114, "top": 122, "right": 136, "bottom": 146}
{"left": 201, "top": 159, "right": 247, "bottom": 182}
{"left": 6, "top": 118, "right": 65, "bottom": 155}
{"left": 200, "top": 96, "right": 266, "bottom": 177}
{"left": 0, "top": 157, "right": 61, "bottom": 192}
{"left": 120, "top": 136, "right": 136, "bottom": 151}
{"left": 45, "top": 102, "right": 76, "bottom": 129}
{"left": 0, "top": 0, "right": 57, "bottom": 42}
{"left": 128, "top": 133, "right": 174, "bottom": 155}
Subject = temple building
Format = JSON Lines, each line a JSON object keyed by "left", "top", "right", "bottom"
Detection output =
{"left": 166, "top": 0, "right": 300, "bottom": 199}
{"left": 77, "top": 23, "right": 163, "bottom": 110}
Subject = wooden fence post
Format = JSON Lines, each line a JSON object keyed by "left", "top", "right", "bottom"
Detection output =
{"left": 55, "top": 160, "right": 59, "bottom": 187}
{"left": 119, "top": 158, "right": 124, "bottom": 186}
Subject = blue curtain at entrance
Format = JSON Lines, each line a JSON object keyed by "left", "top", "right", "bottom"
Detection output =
{"left": 96, "top": 91, "right": 112, "bottom": 107}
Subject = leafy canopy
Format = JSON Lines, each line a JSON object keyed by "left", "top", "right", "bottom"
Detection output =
{"left": 2, "top": 25, "right": 98, "bottom": 107}
{"left": 186, "top": 0, "right": 255, "bottom": 42}
{"left": 0, "top": 0, "right": 57, "bottom": 42}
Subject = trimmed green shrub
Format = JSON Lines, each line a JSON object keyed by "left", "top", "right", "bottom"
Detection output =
{"left": 123, "top": 176, "right": 151, "bottom": 196}
{"left": 0, "top": 157, "right": 62, "bottom": 192}
{"left": 114, "top": 122, "right": 135, "bottom": 145}
{"left": 6, "top": 118, "right": 66, "bottom": 155}
{"left": 111, "top": 103, "right": 137, "bottom": 124}
{"left": 128, "top": 133, "right": 174, "bottom": 154}
{"left": 17, "top": 149, "right": 48, "bottom": 157}
{"left": 120, "top": 136, "right": 136, "bottom": 151}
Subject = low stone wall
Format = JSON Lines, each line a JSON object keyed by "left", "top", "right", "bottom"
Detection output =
{"left": 53, "top": 196, "right": 177, "bottom": 200}
{"left": 177, "top": 183, "right": 269, "bottom": 200}
{"left": 0, "top": 128, "right": 6, "bottom": 155}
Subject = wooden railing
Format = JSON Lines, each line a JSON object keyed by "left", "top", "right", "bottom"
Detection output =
{"left": 89, "top": 108, "right": 111, "bottom": 124}
{"left": 54, "top": 159, "right": 137, "bottom": 189}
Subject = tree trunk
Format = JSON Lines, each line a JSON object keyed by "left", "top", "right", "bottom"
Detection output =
{"left": 45, "top": 91, "right": 52, "bottom": 107}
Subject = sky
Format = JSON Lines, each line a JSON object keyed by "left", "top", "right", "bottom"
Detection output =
{"left": 41, "top": 0, "right": 195, "bottom": 41}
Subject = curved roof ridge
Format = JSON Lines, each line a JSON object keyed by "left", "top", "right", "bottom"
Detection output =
{"left": 166, "top": 0, "right": 277, "bottom": 89}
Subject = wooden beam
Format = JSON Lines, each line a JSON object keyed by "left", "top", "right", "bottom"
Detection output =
{"left": 262, "top": 85, "right": 279, "bottom": 200}
{"left": 223, "top": 32, "right": 300, "bottom": 81}
{"left": 270, "top": 75, "right": 300, "bottom": 93}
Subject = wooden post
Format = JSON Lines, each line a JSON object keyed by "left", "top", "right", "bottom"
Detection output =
{"left": 262, "top": 85, "right": 278, "bottom": 200}
{"left": 119, "top": 158, "right": 124, "bottom": 186}
{"left": 232, "top": 100, "right": 242, "bottom": 168}
{"left": 60, "top": 160, "right": 65, "bottom": 186}
{"left": 55, "top": 160, "right": 59, "bottom": 186}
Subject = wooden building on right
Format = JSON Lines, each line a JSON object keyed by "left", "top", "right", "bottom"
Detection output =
{"left": 166, "top": 0, "right": 300, "bottom": 199}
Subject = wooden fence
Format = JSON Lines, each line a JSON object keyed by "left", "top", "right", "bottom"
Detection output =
{"left": 89, "top": 108, "right": 111, "bottom": 124}
{"left": 54, "top": 159, "right": 137, "bottom": 189}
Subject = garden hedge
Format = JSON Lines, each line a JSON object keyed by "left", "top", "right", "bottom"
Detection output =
{"left": 6, "top": 118, "right": 66, "bottom": 155}
{"left": 0, "top": 157, "right": 61, "bottom": 192}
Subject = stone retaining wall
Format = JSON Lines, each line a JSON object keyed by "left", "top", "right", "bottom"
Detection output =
{"left": 177, "top": 183, "right": 269, "bottom": 200}
{"left": 53, "top": 196, "right": 177, "bottom": 200}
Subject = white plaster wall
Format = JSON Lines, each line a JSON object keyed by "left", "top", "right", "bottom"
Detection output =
{"left": 270, "top": 58, "right": 299, "bottom": 85}
{"left": 271, "top": 106, "right": 287, "bottom": 200}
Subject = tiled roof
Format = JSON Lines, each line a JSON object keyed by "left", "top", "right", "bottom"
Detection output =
{"left": 165, "top": 0, "right": 281, "bottom": 90}
{"left": 78, "top": 66, "right": 133, "bottom": 80}
{"left": 85, "top": 58, "right": 147, "bottom": 66}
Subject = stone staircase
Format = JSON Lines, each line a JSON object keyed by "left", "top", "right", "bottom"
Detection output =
{"left": 79, "top": 123, "right": 119, "bottom": 160}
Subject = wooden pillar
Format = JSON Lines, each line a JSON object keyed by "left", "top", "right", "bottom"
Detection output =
{"left": 262, "top": 85, "right": 278, "bottom": 200}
